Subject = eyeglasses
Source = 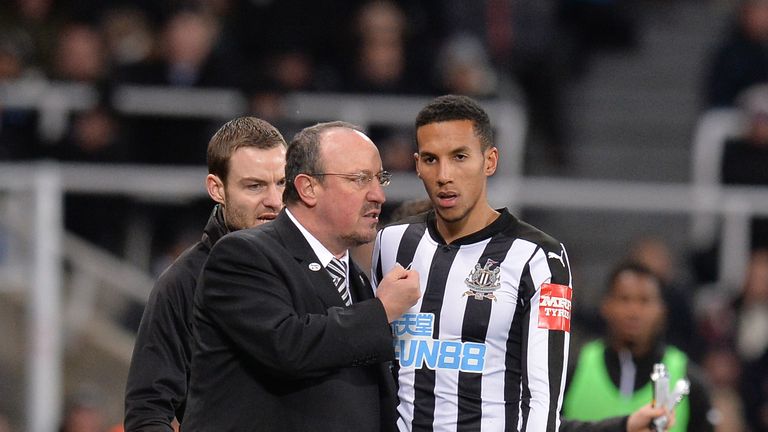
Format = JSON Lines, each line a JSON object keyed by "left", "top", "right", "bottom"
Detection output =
{"left": 308, "top": 170, "right": 392, "bottom": 187}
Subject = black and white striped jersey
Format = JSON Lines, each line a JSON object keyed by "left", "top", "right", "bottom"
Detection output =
{"left": 372, "top": 209, "right": 573, "bottom": 432}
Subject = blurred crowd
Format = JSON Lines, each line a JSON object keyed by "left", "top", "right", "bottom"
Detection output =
{"left": 2, "top": 0, "right": 768, "bottom": 431}
{"left": 691, "top": 5, "right": 768, "bottom": 429}
{"left": 0, "top": 0, "right": 642, "bottom": 280}
{"left": 0, "top": 0, "right": 643, "bottom": 165}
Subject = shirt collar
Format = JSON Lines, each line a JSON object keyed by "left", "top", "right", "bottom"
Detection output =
{"left": 285, "top": 208, "right": 349, "bottom": 269}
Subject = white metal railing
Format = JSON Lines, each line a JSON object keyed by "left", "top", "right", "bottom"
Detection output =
{"left": 28, "top": 165, "right": 63, "bottom": 432}
{"left": 61, "top": 231, "right": 155, "bottom": 359}
{"left": 690, "top": 108, "right": 746, "bottom": 248}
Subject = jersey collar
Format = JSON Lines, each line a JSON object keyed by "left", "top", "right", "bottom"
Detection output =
{"left": 426, "top": 208, "right": 514, "bottom": 246}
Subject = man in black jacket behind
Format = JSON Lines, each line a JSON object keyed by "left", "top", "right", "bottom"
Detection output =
{"left": 124, "top": 117, "right": 288, "bottom": 431}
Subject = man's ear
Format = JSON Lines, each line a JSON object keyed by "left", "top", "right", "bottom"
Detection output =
{"left": 294, "top": 174, "right": 318, "bottom": 206}
{"left": 413, "top": 152, "right": 421, "bottom": 177}
{"left": 484, "top": 147, "right": 499, "bottom": 176}
{"left": 206, "top": 174, "right": 225, "bottom": 205}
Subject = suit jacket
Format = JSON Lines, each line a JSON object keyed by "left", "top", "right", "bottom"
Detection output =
{"left": 183, "top": 211, "right": 398, "bottom": 432}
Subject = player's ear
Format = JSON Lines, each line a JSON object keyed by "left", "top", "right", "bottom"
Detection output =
{"left": 206, "top": 174, "right": 226, "bottom": 205}
{"left": 294, "top": 173, "right": 318, "bottom": 206}
{"left": 414, "top": 153, "right": 421, "bottom": 177}
{"left": 484, "top": 146, "right": 498, "bottom": 176}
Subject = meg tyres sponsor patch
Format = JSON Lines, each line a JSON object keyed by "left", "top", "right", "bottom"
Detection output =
{"left": 538, "top": 283, "right": 572, "bottom": 332}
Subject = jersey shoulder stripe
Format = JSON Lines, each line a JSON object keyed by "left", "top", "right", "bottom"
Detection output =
{"left": 504, "top": 217, "right": 571, "bottom": 286}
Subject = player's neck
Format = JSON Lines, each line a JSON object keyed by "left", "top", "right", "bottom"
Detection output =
{"left": 610, "top": 338, "right": 654, "bottom": 360}
{"left": 436, "top": 203, "right": 499, "bottom": 244}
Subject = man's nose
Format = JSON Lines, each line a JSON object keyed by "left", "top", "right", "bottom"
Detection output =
{"left": 437, "top": 161, "right": 453, "bottom": 184}
{"left": 264, "top": 184, "right": 283, "bottom": 208}
{"left": 367, "top": 179, "right": 386, "bottom": 204}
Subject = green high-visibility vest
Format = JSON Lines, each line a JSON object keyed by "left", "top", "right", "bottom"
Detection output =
{"left": 563, "top": 340, "right": 690, "bottom": 432}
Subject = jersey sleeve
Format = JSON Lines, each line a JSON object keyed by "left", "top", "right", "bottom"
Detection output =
{"left": 521, "top": 243, "right": 572, "bottom": 432}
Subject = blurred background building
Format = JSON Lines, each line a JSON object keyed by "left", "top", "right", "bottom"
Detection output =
{"left": 2, "top": 0, "right": 768, "bottom": 431}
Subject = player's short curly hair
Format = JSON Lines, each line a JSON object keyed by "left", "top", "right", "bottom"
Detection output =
{"left": 414, "top": 95, "right": 494, "bottom": 151}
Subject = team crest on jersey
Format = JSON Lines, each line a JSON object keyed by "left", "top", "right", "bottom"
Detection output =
{"left": 464, "top": 259, "right": 501, "bottom": 301}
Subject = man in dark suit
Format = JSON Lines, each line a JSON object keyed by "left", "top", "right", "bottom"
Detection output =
{"left": 183, "top": 121, "right": 421, "bottom": 432}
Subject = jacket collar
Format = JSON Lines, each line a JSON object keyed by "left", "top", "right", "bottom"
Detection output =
{"left": 272, "top": 210, "right": 322, "bottom": 263}
{"left": 272, "top": 210, "right": 374, "bottom": 304}
{"left": 201, "top": 204, "right": 230, "bottom": 251}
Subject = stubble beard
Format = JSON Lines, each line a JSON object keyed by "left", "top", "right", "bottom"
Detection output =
{"left": 223, "top": 202, "right": 254, "bottom": 231}
{"left": 341, "top": 212, "right": 379, "bottom": 247}
{"left": 341, "top": 225, "right": 377, "bottom": 248}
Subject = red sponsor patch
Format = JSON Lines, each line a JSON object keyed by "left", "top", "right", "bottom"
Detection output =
{"left": 538, "top": 283, "right": 572, "bottom": 332}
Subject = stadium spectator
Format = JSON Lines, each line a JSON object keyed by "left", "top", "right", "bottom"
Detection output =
{"left": 722, "top": 84, "right": 768, "bottom": 187}
{"left": 341, "top": 1, "right": 430, "bottom": 95}
{"left": 702, "top": 249, "right": 768, "bottom": 362}
{"left": 0, "top": 29, "right": 39, "bottom": 160}
{"left": 51, "top": 23, "right": 107, "bottom": 83}
{"left": 0, "top": 0, "right": 62, "bottom": 76}
{"left": 563, "top": 261, "right": 716, "bottom": 431}
{"left": 99, "top": 7, "right": 154, "bottom": 69}
{"left": 732, "top": 249, "right": 768, "bottom": 362}
{"left": 700, "top": 345, "right": 748, "bottom": 432}
{"left": 627, "top": 236, "right": 701, "bottom": 358}
{"left": 705, "top": 0, "right": 768, "bottom": 107}
{"left": 0, "top": 30, "right": 29, "bottom": 81}
{"left": 741, "top": 344, "right": 768, "bottom": 431}
{"left": 434, "top": 33, "right": 500, "bottom": 97}
{"left": 720, "top": 84, "right": 768, "bottom": 249}
{"left": 116, "top": 8, "right": 243, "bottom": 165}
{"left": 728, "top": 250, "right": 768, "bottom": 432}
